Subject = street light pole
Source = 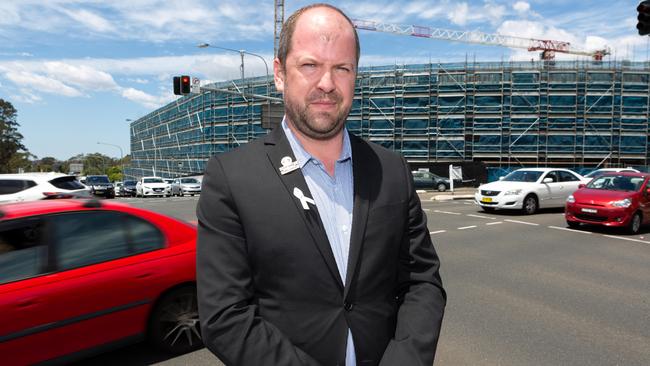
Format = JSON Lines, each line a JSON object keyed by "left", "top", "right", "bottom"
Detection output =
{"left": 197, "top": 43, "right": 270, "bottom": 96}
{"left": 97, "top": 141, "right": 124, "bottom": 180}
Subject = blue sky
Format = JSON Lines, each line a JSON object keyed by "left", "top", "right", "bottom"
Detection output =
{"left": 0, "top": 0, "right": 647, "bottom": 160}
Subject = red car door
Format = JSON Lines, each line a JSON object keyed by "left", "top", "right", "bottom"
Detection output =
{"left": 1, "top": 210, "right": 169, "bottom": 365}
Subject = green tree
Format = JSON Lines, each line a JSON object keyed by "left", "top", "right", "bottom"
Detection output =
{"left": 107, "top": 165, "right": 123, "bottom": 182}
{"left": 0, "top": 99, "right": 29, "bottom": 173}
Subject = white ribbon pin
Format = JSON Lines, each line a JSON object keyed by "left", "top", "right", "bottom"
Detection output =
{"left": 279, "top": 156, "right": 300, "bottom": 175}
{"left": 293, "top": 187, "right": 315, "bottom": 210}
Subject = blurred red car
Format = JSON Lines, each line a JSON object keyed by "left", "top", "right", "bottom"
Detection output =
{"left": 565, "top": 172, "right": 650, "bottom": 234}
{"left": 0, "top": 199, "right": 200, "bottom": 365}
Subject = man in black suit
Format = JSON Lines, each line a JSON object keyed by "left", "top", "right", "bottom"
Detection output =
{"left": 197, "top": 3, "right": 446, "bottom": 365}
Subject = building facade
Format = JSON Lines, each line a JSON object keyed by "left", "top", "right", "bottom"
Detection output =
{"left": 127, "top": 61, "right": 650, "bottom": 180}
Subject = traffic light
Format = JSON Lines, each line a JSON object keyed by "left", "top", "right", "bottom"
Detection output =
{"left": 637, "top": 1, "right": 650, "bottom": 35}
{"left": 173, "top": 75, "right": 191, "bottom": 95}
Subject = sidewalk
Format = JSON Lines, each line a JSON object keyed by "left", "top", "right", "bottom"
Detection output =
{"left": 416, "top": 187, "right": 477, "bottom": 201}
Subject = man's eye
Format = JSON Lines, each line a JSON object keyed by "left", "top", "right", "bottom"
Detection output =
{"left": 302, "top": 63, "right": 316, "bottom": 68}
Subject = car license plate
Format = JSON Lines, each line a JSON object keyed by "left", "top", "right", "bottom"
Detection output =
{"left": 481, "top": 197, "right": 493, "bottom": 203}
{"left": 581, "top": 208, "right": 597, "bottom": 214}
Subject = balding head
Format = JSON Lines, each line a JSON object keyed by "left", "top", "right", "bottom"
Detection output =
{"left": 276, "top": 3, "right": 360, "bottom": 71}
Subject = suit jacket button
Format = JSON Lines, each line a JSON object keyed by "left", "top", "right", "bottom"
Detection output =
{"left": 344, "top": 302, "right": 354, "bottom": 311}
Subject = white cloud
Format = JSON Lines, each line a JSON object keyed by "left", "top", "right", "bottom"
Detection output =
{"left": 0, "top": 0, "right": 273, "bottom": 43}
{"left": 43, "top": 62, "right": 118, "bottom": 90}
{"left": 513, "top": 1, "right": 530, "bottom": 13}
{"left": 61, "top": 9, "right": 114, "bottom": 33}
{"left": 5, "top": 71, "right": 82, "bottom": 97}
{"left": 120, "top": 87, "right": 174, "bottom": 109}
{"left": 448, "top": 2, "right": 506, "bottom": 26}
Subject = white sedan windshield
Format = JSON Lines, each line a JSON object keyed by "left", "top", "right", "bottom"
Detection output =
{"left": 502, "top": 171, "right": 543, "bottom": 182}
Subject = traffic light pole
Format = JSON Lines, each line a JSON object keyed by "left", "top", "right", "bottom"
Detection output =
{"left": 198, "top": 85, "right": 283, "bottom": 103}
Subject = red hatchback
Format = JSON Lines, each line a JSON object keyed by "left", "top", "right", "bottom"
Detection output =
{"left": 565, "top": 172, "right": 650, "bottom": 234}
{"left": 0, "top": 199, "right": 200, "bottom": 365}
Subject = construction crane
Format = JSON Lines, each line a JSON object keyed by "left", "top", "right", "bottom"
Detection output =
{"left": 274, "top": 0, "right": 284, "bottom": 57}
{"left": 352, "top": 19, "right": 611, "bottom": 61}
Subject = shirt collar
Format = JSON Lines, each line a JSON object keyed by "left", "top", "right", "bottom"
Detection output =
{"left": 281, "top": 117, "right": 352, "bottom": 169}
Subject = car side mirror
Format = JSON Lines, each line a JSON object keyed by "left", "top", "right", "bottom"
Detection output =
{"left": 498, "top": 176, "right": 505, "bottom": 180}
{"left": 543, "top": 177, "right": 554, "bottom": 183}
{"left": 578, "top": 184, "right": 586, "bottom": 189}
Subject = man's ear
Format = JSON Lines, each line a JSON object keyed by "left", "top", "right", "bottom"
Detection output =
{"left": 273, "top": 58, "right": 285, "bottom": 93}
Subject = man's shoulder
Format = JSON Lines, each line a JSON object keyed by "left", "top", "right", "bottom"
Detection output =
{"left": 210, "top": 134, "right": 268, "bottom": 163}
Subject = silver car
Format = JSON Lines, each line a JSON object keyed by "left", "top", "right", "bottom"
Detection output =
{"left": 170, "top": 178, "right": 201, "bottom": 196}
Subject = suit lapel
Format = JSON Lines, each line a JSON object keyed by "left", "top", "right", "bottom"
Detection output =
{"left": 344, "top": 133, "right": 374, "bottom": 300}
{"left": 264, "top": 128, "right": 344, "bottom": 290}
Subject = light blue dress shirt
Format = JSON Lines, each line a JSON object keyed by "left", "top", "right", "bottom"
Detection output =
{"left": 282, "top": 119, "right": 357, "bottom": 366}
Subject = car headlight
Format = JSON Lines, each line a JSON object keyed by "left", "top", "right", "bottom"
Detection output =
{"left": 503, "top": 189, "right": 522, "bottom": 196}
{"left": 566, "top": 195, "right": 575, "bottom": 203}
{"left": 610, "top": 198, "right": 631, "bottom": 208}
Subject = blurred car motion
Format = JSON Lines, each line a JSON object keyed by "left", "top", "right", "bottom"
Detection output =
{"left": 0, "top": 199, "right": 201, "bottom": 365}
{"left": 566, "top": 172, "right": 650, "bottom": 234}
{"left": 170, "top": 178, "right": 202, "bottom": 197}
{"left": 0, "top": 173, "right": 91, "bottom": 204}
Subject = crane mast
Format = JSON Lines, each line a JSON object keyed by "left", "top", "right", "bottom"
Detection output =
{"left": 352, "top": 19, "right": 610, "bottom": 61}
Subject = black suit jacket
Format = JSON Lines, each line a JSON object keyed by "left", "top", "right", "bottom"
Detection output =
{"left": 197, "top": 127, "right": 446, "bottom": 366}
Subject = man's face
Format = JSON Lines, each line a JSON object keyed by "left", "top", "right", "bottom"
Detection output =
{"left": 274, "top": 8, "right": 357, "bottom": 140}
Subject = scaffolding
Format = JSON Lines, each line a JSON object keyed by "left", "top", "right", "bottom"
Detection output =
{"left": 127, "top": 61, "right": 650, "bottom": 179}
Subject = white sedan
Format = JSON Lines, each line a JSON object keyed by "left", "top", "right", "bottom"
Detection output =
{"left": 475, "top": 168, "right": 588, "bottom": 215}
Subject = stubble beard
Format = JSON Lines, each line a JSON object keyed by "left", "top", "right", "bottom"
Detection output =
{"left": 284, "top": 89, "right": 350, "bottom": 141}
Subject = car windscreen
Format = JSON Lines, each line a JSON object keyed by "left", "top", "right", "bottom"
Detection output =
{"left": 124, "top": 181, "right": 137, "bottom": 186}
{"left": 49, "top": 176, "right": 86, "bottom": 190}
{"left": 143, "top": 178, "right": 164, "bottom": 183}
{"left": 502, "top": 171, "right": 543, "bottom": 182}
{"left": 86, "top": 176, "right": 110, "bottom": 184}
{"left": 181, "top": 178, "right": 199, "bottom": 183}
{"left": 586, "top": 175, "right": 644, "bottom": 191}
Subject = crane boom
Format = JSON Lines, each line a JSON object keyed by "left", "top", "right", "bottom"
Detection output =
{"left": 352, "top": 19, "right": 610, "bottom": 61}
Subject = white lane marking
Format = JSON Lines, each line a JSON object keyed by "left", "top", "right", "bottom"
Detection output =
{"left": 603, "top": 235, "right": 650, "bottom": 245}
{"left": 504, "top": 219, "right": 539, "bottom": 226}
{"left": 486, "top": 221, "right": 503, "bottom": 226}
{"left": 430, "top": 230, "right": 446, "bottom": 235}
{"left": 466, "top": 214, "right": 496, "bottom": 220}
{"left": 434, "top": 210, "right": 462, "bottom": 215}
{"left": 423, "top": 208, "right": 431, "bottom": 211}
{"left": 548, "top": 226, "right": 592, "bottom": 234}
{"left": 458, "top": 225, "right": 477, "bottom": 230}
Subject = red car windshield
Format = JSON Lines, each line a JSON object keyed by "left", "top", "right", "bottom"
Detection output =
{"left": 586, "top": 175, "right": 644, "bottom": 192}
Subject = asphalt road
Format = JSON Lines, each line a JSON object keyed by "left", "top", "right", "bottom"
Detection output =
{"left": 73, "top": 194, "right": 650, "bottom": 366}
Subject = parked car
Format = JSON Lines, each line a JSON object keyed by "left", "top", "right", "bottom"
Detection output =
{"left": 582, "top": 167, "right": 640, "bottom": 181}
{"left": 565, "top": 172, "right": 650, "bottom": 234}
{"left": 475, "top": 168, "right": 587, "bottom": 214}
{"left": 163, "top": 178, "right": 175, "bottom": 197}
{"left": 0, "top": 173, "right": 91, "bottom": 204}
{"left": 85, "top": 175, "right": 115, "bottom": 198}
{"left": 121, "top": 180, "right": 137, "bottom": 197}
{"left": 135, "top": 177, "right": 167, "bottom": 197}
{"left": 170, "top": 178, "right": 202, "bottom": 196}
{"left": 114, "top": 181, "right": 123, "bottom": 196}
{"left": 412, "top": 171, "right": 451, "bottom": 192}
{"left": 0, "top": 199, "right": 200, "bottom": 365}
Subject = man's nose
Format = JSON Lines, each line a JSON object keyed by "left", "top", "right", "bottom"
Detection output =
{"left": 316, "top": 70, "right": 335, "bottom": 93}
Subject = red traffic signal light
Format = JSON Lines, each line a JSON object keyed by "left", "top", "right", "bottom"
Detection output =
{"left": 638, "top": 1, "right": 650, "bottom": 35}
{"left": 173, "top": 75, "right": 192, "bottom": 95}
